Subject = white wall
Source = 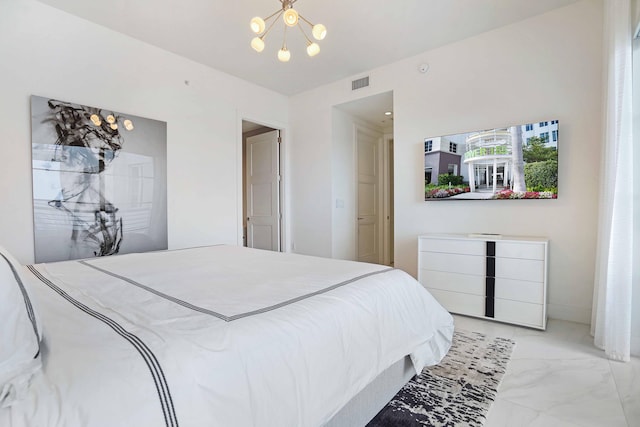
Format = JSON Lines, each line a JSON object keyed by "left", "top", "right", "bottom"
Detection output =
{"left": 290, "top": 0, "right": 604, "bottom": 324}
{"left": 634, "top": 0, "right": 640, "bottom": 35}
{"left": 331, "top": 108, "right": 357, "bottom": 260}
{"left": 289, "top": 94, "right": 333, "bottom": 257}
{"left": 0, "top": 0, "right": 288, "bottom": 263}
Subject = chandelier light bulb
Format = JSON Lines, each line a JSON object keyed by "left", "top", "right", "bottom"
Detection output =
{"left": 312, "top": 24, "right": 327, "bottom": 40}
{"left": 278, "top": 47, "right": 291, "bottom": 62}
{"left": 283, "top": 8, "right": 298, "bottom": 26}
{"left": 123, "top": 119, "right": 134, "bottom": 131}
{"left": 106, "top": 114, "right": 116, "bottom": 124}
{"left": 90, "top": 114, "right": 102, "bottom": 126}
{"left": 250, "top": 17, "right": 266, "bottom": 34}
{"left": 251, "top": 37, "right": 265, "bottom": 52}
{"left": 110, "top": 123, "right": 118, "bottom": 130}
{"left": 306, "top": 42, "right": 320, "bottom": 57}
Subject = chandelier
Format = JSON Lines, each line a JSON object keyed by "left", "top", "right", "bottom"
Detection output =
{"left": 249, "top": 0, "right": 327, "bottom": 62}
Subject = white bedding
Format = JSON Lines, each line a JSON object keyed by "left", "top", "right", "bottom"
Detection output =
{"left": 2, "top": 245, "right": 453, "bottom": 427}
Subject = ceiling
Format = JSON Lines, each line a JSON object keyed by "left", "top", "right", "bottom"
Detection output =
{"left": 37, "top": 0, "right": 579, "bottom": 96}
{"left": 335, "top": 91, "right": 394, "bottom": 129}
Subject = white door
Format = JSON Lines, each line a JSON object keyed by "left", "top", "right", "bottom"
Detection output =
{"left": 246, "top": 130, "right": 280, "bottom": 251}
{"left": 356, "top": 126, "right": 383, "bottom": 264}
{"left": 384, "top": 138, "right": 394, "bottom": 266}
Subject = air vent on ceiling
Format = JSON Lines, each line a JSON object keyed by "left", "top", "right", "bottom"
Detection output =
{"left": 351, "top": 76, "right": 370, "bottom": 91}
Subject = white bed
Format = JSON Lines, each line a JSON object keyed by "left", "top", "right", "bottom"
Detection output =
{"left": 1, "top": 245, "right": 453, "bottom": 427}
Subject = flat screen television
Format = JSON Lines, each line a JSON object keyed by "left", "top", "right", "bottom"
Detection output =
{"left": 424, "top": 120, "right": 558, "bottom": 200}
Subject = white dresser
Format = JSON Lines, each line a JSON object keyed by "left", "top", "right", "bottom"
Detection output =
{"left": 418, "top": 233, "right": 548, "bottom": 330}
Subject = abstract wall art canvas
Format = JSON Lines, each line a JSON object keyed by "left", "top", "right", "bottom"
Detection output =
{"left": 31, "top": 95, "right": 168, "bottom": 263}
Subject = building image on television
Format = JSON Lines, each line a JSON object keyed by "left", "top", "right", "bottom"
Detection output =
{"left": 424, "top": 120, "right": 558, "bottom": 200}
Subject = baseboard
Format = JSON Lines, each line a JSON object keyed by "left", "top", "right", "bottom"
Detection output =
{"left": 547, "top": 303, "right": 591, "bottom": 325}
{"left": 632, "top": 335, "right": 640, "bottom": 357}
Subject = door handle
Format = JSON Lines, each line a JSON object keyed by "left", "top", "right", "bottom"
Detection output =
{"left": 357, "top": 217, "right": 364, "bottom": 220}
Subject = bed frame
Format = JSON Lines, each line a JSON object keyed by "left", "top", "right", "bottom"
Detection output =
{"left": 326, "top": 356, "right": 414, "bottom": 426}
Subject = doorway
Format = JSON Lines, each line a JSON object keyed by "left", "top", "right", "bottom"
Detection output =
{"left": 332, "top": 91, "right": 394, "bottom": 266}
{"left": 242, "top": 121, "right": 282, "bottom": 251}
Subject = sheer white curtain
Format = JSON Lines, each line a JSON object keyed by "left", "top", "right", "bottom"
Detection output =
{"left": 592, "top": 0, "right": 634, "bottom": 362}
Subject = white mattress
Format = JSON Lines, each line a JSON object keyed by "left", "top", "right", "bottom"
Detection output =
{"left": 2, "top": 246, "right": 453, "bottom": 427}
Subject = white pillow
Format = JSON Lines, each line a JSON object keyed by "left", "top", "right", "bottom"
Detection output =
{"left": 0, "top": 246, "right": 42, "bottom": 407}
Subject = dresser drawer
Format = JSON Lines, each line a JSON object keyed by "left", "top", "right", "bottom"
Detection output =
{"left": 419, "top": 252, "right": 485, "bottom": 276}
{"left": 495, "top": 278, "right": 544, "bottom": 304}
{"left": 496, "top": 241, "right": 545, "bottom": 260}
{"left": 426, "top": 288, "right": 485, "bottom": 317}
{"left": 494, "top": 299, "right": 545, "bottom": 328}
{"left": 419, "top": 238, "right": 485, "bottom": 256}
{"left": 495, "top": 258, "right": 544, "bottom": 282}
{"left": 420, "top": 270, "right": 485, "bottom": 295}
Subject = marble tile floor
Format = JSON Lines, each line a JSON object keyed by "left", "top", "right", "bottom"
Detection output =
{"left": 451, "top": 315, "right": 640, "bottom": 427}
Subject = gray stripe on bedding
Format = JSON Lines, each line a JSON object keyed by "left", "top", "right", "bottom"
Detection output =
{"left": 1, "top": 253, "right": 41, "bottom": 356}
{"left": 78, "top": 260, "right": 393, "bottom": 322}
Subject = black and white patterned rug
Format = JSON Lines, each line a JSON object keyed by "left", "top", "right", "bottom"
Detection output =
{"left": 367, "top": 329, "right": 515, "bottom": 427}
